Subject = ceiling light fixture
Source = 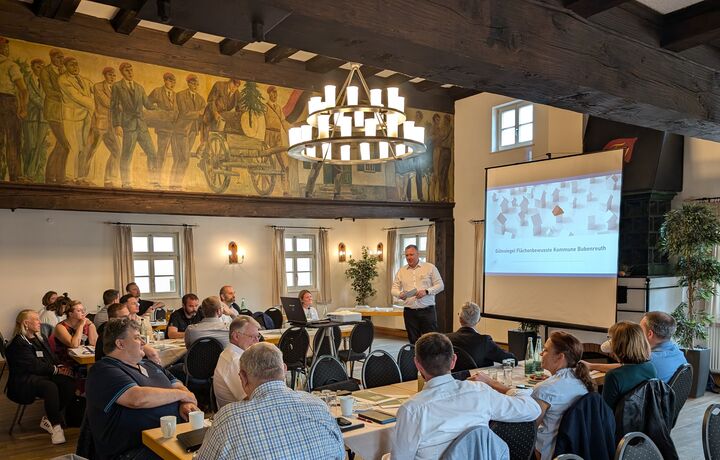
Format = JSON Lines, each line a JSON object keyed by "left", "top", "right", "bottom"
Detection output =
{"left": 287, "top": 63, "right": 426, "bottom": 165}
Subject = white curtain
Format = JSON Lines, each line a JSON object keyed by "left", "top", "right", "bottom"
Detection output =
{"left": 271, "top": 228, "right": 286, "bottom": 306}
{"left": 317, "top": 229, "right": 332, "bottom": 304}
{"left": 703, "top": 203, "right": 720, "bottom": 324}
{"left": 386, "top": 229, "right": 397, "bottom": 305}
{"left": 472, "top": 221, "right": 485, "bottom": 304}
{"left": 182, "top": 226, "right": 197, "bottom": 295}
{"left": 113, "top": 225, "right": 134, "bottom": 291}
{"left": 426, "top": 224, "right": 436, "bottom": 264}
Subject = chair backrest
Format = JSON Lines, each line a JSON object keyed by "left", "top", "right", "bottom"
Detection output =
{"left": 308, "top": 355, "right": 349, "bottom": 391}
{"left": 441, "top": 425, "right": 510, "bottom": 460}
{"left": 554, "top": 455, "right": 584, "bottom": 460}
{"left": 40, "top": 323, "right": 54, "bottom": 341}
{"left": 397, "top": 344, "right": 418, "bottom": 382}
{"left": 349, "top": 320, "right": 374, "bottom": 354}
{"left": 313, "top": 325, "right": 342, "bottom": 357}
{"left": 362, "top": 350, "right": 402, "bottom": 389}
{"left": 277, "top": 327, "right": 310, "bottom": 367}
{"left": 0, "top": 331, "right": 7, "bottom": 358}
{"left": 251, "top": 311, "right": 274, "bottom": 330}
{"left": 489, "top": 421, "right": 536, "bottom": 460}
{"left": 703, "top": 403, "right": 720, "bottom": 460}
{"left": 614, "top": 432, "right": 663, "bottom": 460}
{"left": 453, "top": 346, "right": 478, "bottom": 372}
{"left": 238, "top": 309, "right": 253, "bottom": 317}
{"left": 86, "top": 313, "right": 95, "bottom": 322}
{"left": 667, "top": 363, "right": 692, "bottom": 428}
{"left": 581, "top": 342, "right": 616, "bottom": 364}
{"left": 553, "top": 392, "right": 616, "bottom": 460}
{"left": 154, "top": 308, "right": 167, "bottom": 322}
{"left": 184, "top": 337, "right": 224, "bottom": 380}
{"left": 264, "top": 307, "right": 284, "bottom": 329}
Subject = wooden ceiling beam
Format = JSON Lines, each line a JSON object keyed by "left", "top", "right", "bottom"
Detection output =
{"left": 111, "top": 8, "right": 142, "bottom": 35}
{"left": 563, "top": 0, "right": 630, "bottom": 18}
{"left": 305, "top": 55, "right": 344, "bottom": 73}
{"left": 385, "top": 73, "right": 413, "bottom": 86}
{"left": 167, "top": 26, "right": 196, "bottom": 46}
{"left": 413, "top": 80, "right": 442, "bottom": 92}
{"left": 219, "top": 38, "right": 249, "bottom": 56}
{"left": 264, "top": 45, "right": 298, "bottom": 63}
{"left": 32, "top": 0, "right": 81, "bottom": 21}
{"left": 662, "top": 3, "right": 720, "bottom": 52}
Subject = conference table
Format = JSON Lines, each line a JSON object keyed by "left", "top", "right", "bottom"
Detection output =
{"left": 142, "top": 365, "right": 606, "bottom": 460}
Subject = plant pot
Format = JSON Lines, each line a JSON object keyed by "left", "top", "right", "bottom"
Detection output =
{"left": 508, "top": 330, "right": 538, "bottom": 361}
{"left": 683, "top": 347, "right": 711, "bottom": 398}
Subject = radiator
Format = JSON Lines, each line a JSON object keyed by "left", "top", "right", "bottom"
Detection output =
{"left": 709, "top": 325, "right": 720, "bottom": 373}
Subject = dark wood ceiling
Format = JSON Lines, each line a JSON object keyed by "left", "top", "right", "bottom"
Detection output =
{"left": 19, "top": 0, "right": 720, "bottom": 141}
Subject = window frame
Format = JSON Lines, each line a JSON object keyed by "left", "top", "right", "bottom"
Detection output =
{"left": 284, "top": 233, "right": 317, "bottom": 293}
{"left": 131, "top": 230, "right": 182, "bottom": 299}
{"left": 492, "top": 100, "right": 534, "bottom": 152}
{"left": 396, "top": 232, "right": 429, "bottom": 273}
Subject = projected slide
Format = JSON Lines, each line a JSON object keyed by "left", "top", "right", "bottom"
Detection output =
{"left": 485, "top": 172, "right": 621, "bottom": 276}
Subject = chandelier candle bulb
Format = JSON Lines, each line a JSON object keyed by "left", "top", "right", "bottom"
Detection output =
{"left": 387, "top": 87, "right": 399, "bottom": 105}
{"left": 387, "top": 113, "right": 399, "bottom": 137}
{"left": 306, "top": 145, "right": 316, "bottom": 157}
{"left": 341, "top": 144, "right": 351, "bottom": 161}
{"left": 354, "top": 110, "right": 365, "bottom": 128}
{"left": 347, "top": 86, "right": 359, "bottom": 105}
{"left": 379, "top": 141, "right": 389, "bottom": 159}
{"left": 403, "top": 121, "right": 415, "bottom": 139}
{"left": 370, "top": 89, "right": 382, "bottom": 106}
{"left": 308, "top": 96, "right": 322, "bottom": 114}
{"left": 394, "top": 96, "right": 405, "bottom": 112}
{"left": 414, "top": 126, "right": 425, "bottom": 143}
{"left": 365, "top": 118, "right": 377, "bottom": 137}
{"left": 360, "top": 142, "right": 370, "bottom": 161}
{"left": 301, "top": 124, "right": 313, "bottom": 142}
{"left": 318, "top": 115, "right": 330, "bottom": 139}
{"left": 340, "top": 116, "right": 352, "bottom": 137}
{"left": 321, "top": 143, "right": 332, "bottom": 160}
{"left": 396, "top": 143, "right": 406, "bottom": 156}
{"left": 324, "top": 85, "right": 336, "bottom": 108}
{"left": 289, "top": 127, "right": 301, "bottom": 145}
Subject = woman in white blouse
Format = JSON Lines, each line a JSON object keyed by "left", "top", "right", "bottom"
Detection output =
{"left": 298, "top": 290, "right": 319, "bottom": 321}
{"left": 532, "top": 331, "right": 596, "bottom": 460}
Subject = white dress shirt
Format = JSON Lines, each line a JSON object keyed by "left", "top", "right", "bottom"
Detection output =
{"left": 391, "top": 374, "right": 541, "bottom": 460}
{"left": 391, "top": 261, "right": 444, "bottom": 309}
{"left": 213, "top": 343, "right": 246, "bottom": 409}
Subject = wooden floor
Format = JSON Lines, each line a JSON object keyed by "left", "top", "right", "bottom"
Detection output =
{"left": 0, "top": 335, "right": 717, "bottom": 459}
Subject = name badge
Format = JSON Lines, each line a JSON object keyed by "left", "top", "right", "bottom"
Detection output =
{"left": 138, "top": 364, "right": 149, "bottom": 378}
{"left": 36, "top": 351, "right": 44, "bottom": 358}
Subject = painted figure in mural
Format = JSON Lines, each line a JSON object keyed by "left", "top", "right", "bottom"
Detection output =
{"left": 42, "top": 48, "right": 71, "bottom": 184}
{"left": 58, "top": 56, "right": 94, "bottom": 185}
{"left": 148, "top": 72, "right": 179, "bottom": 180}
{"left": 414, "top": 110, "right": 433, "bottom": 201}
{"left": 202, "top": 78, "right": 240, "bottom": 141}
{"left": 173, "top": 74, "right": 205, "bottom": 188}
{"left": 111, "top": 62, "right": 159, "bottom": 188}
{"left": 437, "top": 113, "right": 453, "bottom": 202}
{"left": 0, "top": 37, "right": 29, "bottom": 182}
{"left": 81, "top": 67, "right": 120, "bottom": 187}
{"left": 264, "top": 86, "right": 290, "bottom": 195}
{"left": 22, "top": 58, "right": 48, "bottom": 182}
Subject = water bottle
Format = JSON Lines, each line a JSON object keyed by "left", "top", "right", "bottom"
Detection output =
{"left": 524, "top": 337, "right": 535, "bottom": 375}
{"left": 240, "top": 298, "right": 246, "bottom": 310}
{"left": 534, "top": 337, "right": 543, "bottom": 372}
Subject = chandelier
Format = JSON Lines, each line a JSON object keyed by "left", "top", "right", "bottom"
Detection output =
{"left": 287, "top": 64, "right": 426, "bottom": 164}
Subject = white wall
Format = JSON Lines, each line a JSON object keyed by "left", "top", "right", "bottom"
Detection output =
{"left": 0, "top": 208, "right": 414, "bottom": 338}
{"left": 676, "top": 137, "right": 720, "bottom": 203}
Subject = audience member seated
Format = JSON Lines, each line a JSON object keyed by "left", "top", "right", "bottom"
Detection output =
{"left": 126, "top": 281, "right": 164, "bottom": 316}
{"left": 602, "top": 321, "right": 656, "bottom": 411}
{"left": 213, "top": 316, "right": 261, "bottom": 408}
{"left": 446, "top": 301, "right": 515, "bottom": 367}
{"left": 197, "top": 342, "right": 345, "bottom": 459}
{"left": 390, "top": 333, "right": 541, "bottom": 459}
{"left": 53, "top": 300, "right": 98, "bottom": 370}
{"left": 6, "top": 310, "right": 75, "bottom": 445}
{"left": 86, "top": 318, "right": 198, "bottom": 459}
{"left": 166, "top": 293, "right": 203, "bottom": 339}
{"left": 184, "top": 296, "right": 230, "bottom": 348}
{"left": 93, "top": 289, "right": 120, "bottom": 328}
{"left": 38, "top": 291, "right": 60, "bottom": 327}
{"left": 532, "top": 332, "right": 595, "bottom": 460}
{"left": 95, "top": 303, "right": 162, "bottom": 364}
{"left": 586, "top": 312, "right": 686, "bottom": 385}
{"left": 120, "top": 293, "right": 152, "bottom": 339}
{"left": 299, "top": 289, "right": 320, "bottom": 320}
{"left": 219, "top": 285, "right": 242, "bottom": 317}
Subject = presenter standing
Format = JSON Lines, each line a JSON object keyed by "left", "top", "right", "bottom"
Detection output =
{"left": 392, "top": 245, "right": 444, "bottom": 344}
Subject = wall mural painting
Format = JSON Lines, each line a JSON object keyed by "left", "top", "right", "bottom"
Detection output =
{"left": 0, "top": 37, "right": 454, "bottom": 202}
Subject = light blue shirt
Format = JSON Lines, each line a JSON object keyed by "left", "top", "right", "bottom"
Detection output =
{"left": 531, "top": 368, "right": 588, "bottom": 460}
{"left": 651, "top": 340, "right": 687, "bottom": 383}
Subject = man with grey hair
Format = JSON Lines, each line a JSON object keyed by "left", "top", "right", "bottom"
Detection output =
{"left": 197, "top": 342, "right": 345, "bottom": 459}
{"left": 86, "top": 318, "right": 198, "bottom": 459}
{"left": 213, "top": 315, "right": 261, "bottom": 408}
{"left": 184, "top": 296, "right": 230, "bottom": 348}
{"left": 446, "top": 301, "right": 516, "bottom": 367}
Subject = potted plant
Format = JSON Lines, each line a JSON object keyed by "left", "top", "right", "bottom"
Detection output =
{"left": 345, "top": 246, "right": 379, "bottom": 305}
{"left": 508, "top": 321, "right": 540, "bottom": 361}
{"left": 659, "top": 203, "right": 720, "bottom": 398}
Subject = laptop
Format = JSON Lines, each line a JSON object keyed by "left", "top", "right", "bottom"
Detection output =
{"left": 280, "top": 296, "right": 331, "bottom": 326}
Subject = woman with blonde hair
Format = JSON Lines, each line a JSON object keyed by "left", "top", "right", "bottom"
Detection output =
{"left": 602, "top": 321, "right": 656, "bottom": 411}
{"left": 298, "top": 289, "right": 319, "bottom": 321}
{"left": 6, "top": 309, "right": 75, "bottom": 444}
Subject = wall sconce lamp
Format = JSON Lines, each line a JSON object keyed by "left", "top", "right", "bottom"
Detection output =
{"left": 376, "top": 242, "right": 384, "bottom": 261}
{"left": 228, "top": 241, "right": 245, "bottom": 264}
{"left": 338, "top": 242, "right": 347, "bottom": 262}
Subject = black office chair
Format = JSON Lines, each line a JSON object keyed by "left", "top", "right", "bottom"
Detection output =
{"left": 183, "top": 337, "right": 224, "bottom": 409}
{"left": 264, "top": 307, "right": 284, "bottom": 329}
{"left": 0, "top": 331, "right": 7, "bottom": 381}
{"left": 453, "top": 347, "right": 478, "bottom": 372}
{"left": 308, "top": 355, "right": 353, "bottom": 391}
{"left": 703, "top": 403, "right": 720, "bottom": 460}
{"left": 238, "top": 309, "right": 253, "bottom": 317}
{"left": 614, "top": 432, "right": 663, "bottom": 460}
{"left": 312, "top": 325, "right": 342, "bottom": 362}
{"left": 440, "top": 425, "right": 509, "bottom": 459}
{"left": 278, "top": 327, "right": 310, "bottom": 389}
{"left": 338, "top": 320, "right": 374, "bottom": 376}
{"left": 667, "top": 363, "right": 693, "bottom": 428}
{"left": 490, "top": 420, "right": 536, "bottom": 460}
{"left": 361, "top": 350, "right": 402, "bottom": 389}
{"left": 397, "top": 344, "right": 418, "bottom": 382}
{"left": 581, "top": 343, "right": 616, "bottom": 364}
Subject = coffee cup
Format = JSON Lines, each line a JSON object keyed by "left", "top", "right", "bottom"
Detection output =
{"left": 189, "top": 410, "right": 204, "bottom": 430}
{"left": 160, "top": 415, "right": 176, "bottom": 439}
{"left": 339, "top": 395, "right": 354, "bottom": 417}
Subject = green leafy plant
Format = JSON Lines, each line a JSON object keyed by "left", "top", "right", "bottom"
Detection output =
{"left": 519, "top": 321, "right": 540, "bottom": 333}
{"left": 659, "top": 203, "right": 720, "bottom": 349}
{"left": 345, "top": 246, "right": 379, "bottom": 305}
{"left": 238, "top": 81, "right": 266, "bottom": 126}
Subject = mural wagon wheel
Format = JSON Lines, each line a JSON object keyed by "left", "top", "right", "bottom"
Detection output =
{"left": 201, "top": 133, "right": 232, "bottom": 193}
{"left": 249, "top": 152, "right": 279, "bottom": 196}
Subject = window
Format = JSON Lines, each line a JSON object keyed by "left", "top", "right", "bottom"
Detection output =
{"left": 493, "top": 101, "right": 533, "bottom": 151}
{"left": 132, "top": 232, "right": 181, "bottom": 298}
{"left": 397, "top": 233, "right": 428, "bottom": 270}
{"left": 284, "top": 234, "right": 316, "bottom": 291}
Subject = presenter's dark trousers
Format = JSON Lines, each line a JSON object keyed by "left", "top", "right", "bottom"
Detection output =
{"left": 404, "top": 305, "right": 438, "bottom": 344}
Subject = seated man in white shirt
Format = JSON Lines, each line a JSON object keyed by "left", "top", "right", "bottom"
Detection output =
{"left": 184, "top": 296, "right": 230, "bottom": 349}
{"left": 213, "top": 316, "right": 261, "bottom": 408}
{"left": 391, "top": 333, "right": 541, "bottom": 460}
